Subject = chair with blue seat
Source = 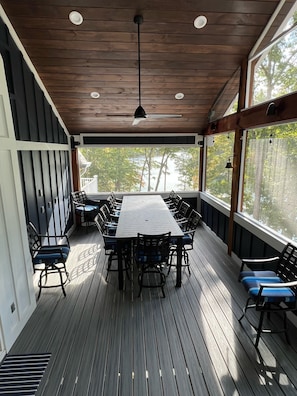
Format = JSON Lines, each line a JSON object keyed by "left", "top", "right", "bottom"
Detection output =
{"left": 238, "top": 242, "right": 297, "bottom": 347}
{"left": 71, "top": 190, "right": 100, "bottom": 229}
{"left": 27, "top": 222, "right": 70, "bottom": 299}
{"left": 173, "top": 200, "right": 191, "bottom": 223}
{"left": 106, "top": 196, "right": 121, "bottom": 219}
{"left": 100, "top": 203, "right": 120, "bottom": 225}
{"left": 108, "top": 192, "right": 123, "bottom": 208}
{"left": 168, "top": 209, "right": 202, "bottom": 275}
{"left": 94, "top": 213, "right": 130, "bottom": 281}
{"left": 135, "top": 232, "right": 171, "bottom": 298}
{"left": 168, "top": 194, "right": 183, "bottom": 216}
{"left": 163, "top": 190, "right": 176, "bottom": 207}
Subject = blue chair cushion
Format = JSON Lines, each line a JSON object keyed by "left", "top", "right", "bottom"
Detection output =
{"left": 104, "top": 238, "right": 117, "bottom": 251}
{"left": 136, "top": 251, "right": 162, "bottom": 263}
{"left": 170, "top": 237, "right": 178, "bottom": 245}
{"left": 249, "top": 287, "right": 295, "bottom": 303}
{"left": 182, "top": 234, "right": 192, "bottom": 245}
{"left": 242, "top": 276, "right": 282, "bottom": 291}
{"left": 106, "top": 226, "right": 117, "bottom": 236}
{"left": 170, "top": 235, "right": 191, "bottom": 246}
{"left": 33, "top": 246, "right": 70, "bottom": 264}
{"left": 242, "top": 277, "right": 296, "bottom": 303}
{"left": 239, "top": 270, "right": 277, "bottom": 281}
{"left": 76, "top": 204, "right": 99, "bottom": 212}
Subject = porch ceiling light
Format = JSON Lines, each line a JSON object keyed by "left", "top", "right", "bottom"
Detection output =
{"left": 225, "top": 158, "right": 233, "bottom": 169}
{"left": 194, "top": 15, "right": 207, "bottom": 29}
{"left": 175, "top": 92, "right": 184, "bottom": 100}
{"left": 90, "top": 91, "right": 100, "bottom": 99}
{"left": 69, "top": 11, "right": 83, "bottom": 25}
{"left": 266, "top": 102, "right": 277, "bottom": 116}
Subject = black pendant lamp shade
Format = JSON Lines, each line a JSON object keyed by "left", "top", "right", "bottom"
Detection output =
{"left": 225, "top": 159, "right": 233, "bottom": 169}
{"left": 134, "top": 105, "right": 146, "bottom": 119}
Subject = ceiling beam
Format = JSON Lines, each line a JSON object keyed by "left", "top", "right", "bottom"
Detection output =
{"left": 205, "top": 91, "right": 297, "bottom": 135}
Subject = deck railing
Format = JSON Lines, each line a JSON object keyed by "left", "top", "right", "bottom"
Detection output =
{"left": 80, "top": 175, "right": 98, "bottom": 193}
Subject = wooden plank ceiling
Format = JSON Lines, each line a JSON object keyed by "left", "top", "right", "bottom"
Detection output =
{"left": 0, "top": 0, "right": 294, "bottom": 136}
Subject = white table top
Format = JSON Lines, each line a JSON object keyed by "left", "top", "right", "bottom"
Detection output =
{"left": 115, "top": 195, "right": 184, "bottom": 239}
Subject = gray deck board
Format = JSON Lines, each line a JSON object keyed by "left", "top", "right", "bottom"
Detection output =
{"left": 140, "top": 294, "right": 164, "bottom": 396}
{"left": 167, "top": 285, "right": 214, "bottom": 396}
{"left": 8, "top": 224, "right": 297, "bottom": 396}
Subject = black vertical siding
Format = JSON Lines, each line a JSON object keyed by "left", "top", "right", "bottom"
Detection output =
{"left": 200, "top": 200, "right": 229, "bottom": 244}
{"left": 201, "top": 198, "right": 279, "bottom": 259}
{"left": 23, "top": 61, "right": 38, "bottom": 141}
{"left": 19, "top": 151, "right": 72, "bottom": 234}
{"left": 0, "top": 17, "right": 67, "bottom": 144}
{"left": 0, "top": 16, "right": 72, "bottom": 234}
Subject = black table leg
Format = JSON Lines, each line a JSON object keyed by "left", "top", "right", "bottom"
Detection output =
{"left": 176, "top": 237, "right": 182, "bottom": 287}
{"left": 117, "top": 239, "right": 124, "bottom": 290}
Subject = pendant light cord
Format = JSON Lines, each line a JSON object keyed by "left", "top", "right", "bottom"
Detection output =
{"left": 137, "top": 19, "right": 141, "bottom": 107}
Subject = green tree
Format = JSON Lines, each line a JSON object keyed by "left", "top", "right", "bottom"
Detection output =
{"left": 79, "top": 147, "right": 200, "bottom": 193}
{"left": 243, "top": 124, "right": 297, "bottom": 240}
{"left": 253, "top": 13, "right": 297, "bottom": 103}
{"left": 205, "top": 133, "right": 234, "bottom": 204}
{"left": 174, "top": 148, "right": 199, "bottom": 190}
{"left": 80, "top": 148, "right": 140, "bottom": 191}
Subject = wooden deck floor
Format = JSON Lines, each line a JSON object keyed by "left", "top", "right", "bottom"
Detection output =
{"left": 10, "top": 224, "right": 297, "bottom": 396}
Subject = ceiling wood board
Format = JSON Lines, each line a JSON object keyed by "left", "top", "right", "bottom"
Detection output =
{"left": 1, "top": 0, "right": 294, "bottom": 136}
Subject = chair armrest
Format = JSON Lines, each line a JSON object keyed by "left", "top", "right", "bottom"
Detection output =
{"left": 85, "top": 199, "right": 100, "bottom": 206}
{"left": 240, "top": 256, "right": 279, "bottom": 272}
{"left": 256, "top": 280, "right": 297, "bottom": 305}
{"left": 184, "top": 228, "right": 196, "bottom": 236}
{"left": 73, "top": 199, "right": 85, "bottom": 207}
{"left": 39, "top": 234, "right": 70, "bottom": 247}
{"left": 110, "top": 213, "right": 120, "bottom": 220}
{"left": 37, "top": 246, "right": 65, "bottom": 253}
{"left": 103, "top": 233, "right": 117, "bottom": 240}
{"left": 105, "top": 221, "right": 118, "bottom": 226}
{"left": 176, "top": 218, "right": 188, "bottom": 231}
{"left": 260, "top": 280, "right": 297, "bottom": 288}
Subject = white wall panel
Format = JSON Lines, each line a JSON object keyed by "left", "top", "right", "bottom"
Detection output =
{"left": 0, "top": 55, "right": 36, "bottom": 354}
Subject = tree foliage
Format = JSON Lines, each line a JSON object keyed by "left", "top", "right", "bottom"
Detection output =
{"left": 243, "top": 124, "right": 297, "bottom": 241}
{"left": 79, "top": 147, "right": 199, "bottom": 193}
{"left": 205, "top": 133, "right": 234, "bottom": 204}
{"left": 253, "top": 13, "right": 297, "bottom": 103}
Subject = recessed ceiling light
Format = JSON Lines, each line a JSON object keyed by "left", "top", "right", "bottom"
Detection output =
{"left": 194, "top": 15, "right": 207, "bottom": 29}
{"left": 69, "top": 11, "right": 83, "bottom": 25}
{"left": 90, "top": 91, "right": 100, "bottom": 99}
{"left": 175, "top": 92, "right": 184, "bottom": 100}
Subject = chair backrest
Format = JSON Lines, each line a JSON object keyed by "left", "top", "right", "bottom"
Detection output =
{"left": 107, "top": 194, "right": 119, "bottom": 208}
{"left": 168, "top": 190, "right": 176, "bottom": 199}
{"left": 135, "top": 232, "right": 171, "bottom": 266}
{"left": 27, "top": 222, "right": 41, "bottom": 255}
{"left": 71, "top": 191, "right": 87, "bottom": 204}
{"left": 185, "top": 209, "right": 202, "bottom": 231}
{"left": 276, "top": 243, "right": 297, "bottom": 283}
{"left": 100, "top": 204, "right": 111, "bottom": 221}
{"left": 171, "top": 194, "right": 182, "bottom": 208}
{"left": 94, "top": 212, "right": 106, "bottom": 234}
{"left": 178, "top": 201, "right": 190, "bottom": 217}
{"left": 165, "top": 190, "right": 176, "bottom": 201}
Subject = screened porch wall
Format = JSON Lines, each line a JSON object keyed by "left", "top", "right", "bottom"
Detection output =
{"left": 200, "top": 198, "right": 283, "bottom": 259}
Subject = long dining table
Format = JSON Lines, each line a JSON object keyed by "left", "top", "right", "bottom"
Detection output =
{"left": 115, "top": 194, "right": 184, "bottom": 290}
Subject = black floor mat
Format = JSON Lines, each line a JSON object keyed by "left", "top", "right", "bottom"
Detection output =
{"left": 0, "top": 353, "right": 51, "bottom": 395}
